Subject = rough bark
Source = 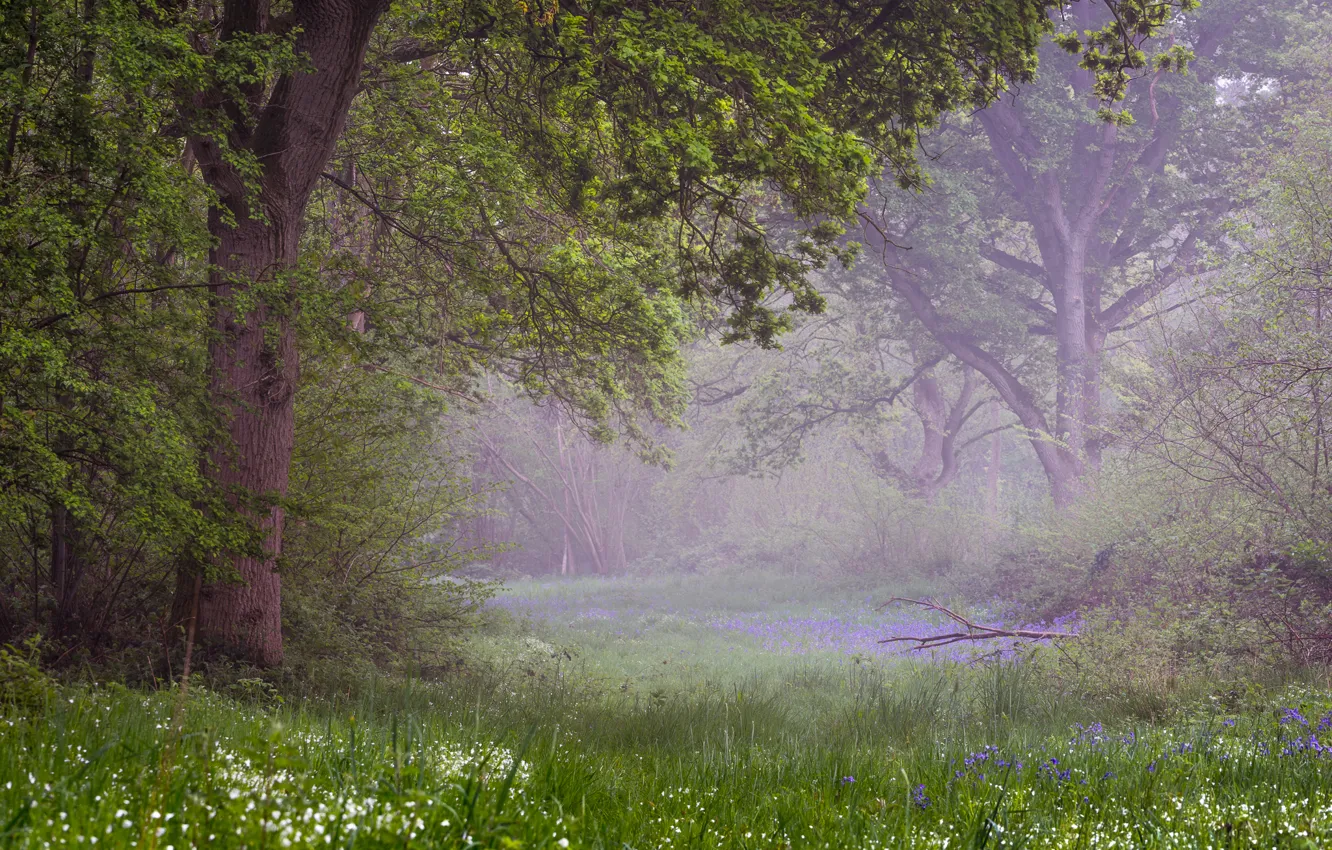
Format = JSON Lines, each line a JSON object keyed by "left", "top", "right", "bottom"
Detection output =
{"left": 175, "top": 0, "right": 390, "bottom": 666}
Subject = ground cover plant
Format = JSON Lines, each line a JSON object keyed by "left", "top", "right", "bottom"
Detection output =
{"left": 5, "top": 574, "right": 1332, "bottom": 850}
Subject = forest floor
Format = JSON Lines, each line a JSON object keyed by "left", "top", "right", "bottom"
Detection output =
{"left": 5, "top": 572, "right": 1332, "bottom": 849}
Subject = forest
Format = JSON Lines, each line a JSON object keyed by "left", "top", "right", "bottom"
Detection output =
{"left": 4, "top": 0, "right": 1332, "bottom": 846}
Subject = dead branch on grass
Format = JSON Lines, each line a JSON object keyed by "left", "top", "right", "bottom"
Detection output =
{"left": 877, "top": 597, "right": 1077, "bottom": 650}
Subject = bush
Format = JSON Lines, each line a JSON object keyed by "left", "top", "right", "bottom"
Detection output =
{"left": 0, "top": 636, "right": 55, "bottom": 710}
{"left": 280, "top": 366, "right": 496, "bottom": 675}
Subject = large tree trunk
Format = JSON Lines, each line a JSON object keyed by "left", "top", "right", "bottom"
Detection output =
{"left": 189, "top": 216, "right": 301, "bottom": 667}
{"left": 175, "top": 0, "right": 389, "bottom": 666}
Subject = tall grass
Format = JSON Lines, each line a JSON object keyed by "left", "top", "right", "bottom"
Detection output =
{"left": 5, "top": 658, "right": 1332, "bottom": 849}
{"left": 4, "top": 573, "right": 1332, "bottom": 848}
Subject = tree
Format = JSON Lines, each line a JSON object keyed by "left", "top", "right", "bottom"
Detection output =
{"left": 698, "top": 285, "right": 1001, "bottom": 505}
{"left": 173, "top": 0, "right": 1147, "bottom": 665}
{"left": 864, "top": 0, "right": 1289, "bottom": 506}
{"left": 0, "top": 0, "right": 225, "bottom": 651}
{"left": 1133, "top": 22, "right": 1332, "bottom": 532}
{"left": 477, "top": 400, "right": 645, "bottom": 575}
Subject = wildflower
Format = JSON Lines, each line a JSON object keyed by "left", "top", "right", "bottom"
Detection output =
{"left": 911, "top": 784, "right": 930, "bottom": 810}
{"left": 1280, "top": 708, "right": 1309, "bottom": 727}
{"left": 838, "top": 776, "right": 855, "bottom": 785}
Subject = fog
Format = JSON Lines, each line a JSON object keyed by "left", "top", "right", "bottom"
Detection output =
{"left": 5, "top": 0, "right": 1332, "bottom": 845}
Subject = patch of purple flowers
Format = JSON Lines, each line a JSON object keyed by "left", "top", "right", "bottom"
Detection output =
{"left": 911, "top": 784, "right": 931, "bottom": 810}
{"left": 1038, "top": 758, "right": 1072, "bottom": 782}
{"left": 1072, "top": 721, "right": 1106, "bottom": 747}
{"left": 1280, "top": 734, "right": 1327, "bottom": 757}
{"left": 1280, "top": 707, "right": 1309, "bottom": 727}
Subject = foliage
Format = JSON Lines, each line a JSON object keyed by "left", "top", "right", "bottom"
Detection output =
{"left": 0, "top": 0, "right": 241, "bottom": 652}
{"left": 0, "top": 636, "right": 54, "bottom": 710}
{"left": 279, "top": 362, "right": 496, "bottom": 675}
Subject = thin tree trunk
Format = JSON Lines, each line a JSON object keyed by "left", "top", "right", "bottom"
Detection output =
{"left": 986, "top": 400, "right": 1002, "bottom": 523}
{"left": 48, "top": 502, "right": 77, "bottom": 638}
{"left": 910, "top": 373, "right": 947, "bottom": 489}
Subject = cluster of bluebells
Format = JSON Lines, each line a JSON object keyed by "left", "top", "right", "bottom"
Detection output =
{"left": 1037, "top": 758, "right": 1073, "bottom": 783}
{"left": 1275, "top": 706, "right": 1332, "bottom": 758}
{"left": 951, "top": 745, "right": 1023, "bottom": 784}
{"left": 910, "top": 784, "right": 931, "bottom": 810}
{"left": 1070, "top": 722, "right": 1106, "bottom": 746}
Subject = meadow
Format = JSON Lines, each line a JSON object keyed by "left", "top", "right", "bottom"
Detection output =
{"left": 4, "top": 572, "right": 1332, "bottom": 850}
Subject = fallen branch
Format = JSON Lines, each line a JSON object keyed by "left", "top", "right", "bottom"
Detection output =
{"left": 876, "top": 597, "right": 1077, "bottom": 650}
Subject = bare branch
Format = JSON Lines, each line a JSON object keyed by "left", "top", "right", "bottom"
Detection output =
{"left": 876, "top": 597, "right": 1077, "bottom": 650}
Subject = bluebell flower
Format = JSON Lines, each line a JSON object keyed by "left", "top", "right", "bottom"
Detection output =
{"left": 1280, "top": 707, "right": 1309, "bottom": 727}
{"left": 839, "top": 776, "right": 855, "bottom": 785}
{"left": 911, "top": 784, "right": 931, "bottom": 810}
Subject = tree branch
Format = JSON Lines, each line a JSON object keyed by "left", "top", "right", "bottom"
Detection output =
{"left": 877, "top": 597, "right": 1077, "bottom": 649}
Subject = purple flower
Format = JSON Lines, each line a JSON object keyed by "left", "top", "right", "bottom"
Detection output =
{"left": 1038, "top": 758, "right": 1071, "bottom": 782}
{"left": 911, "top": 784, "right": 931, "bottom": 810}
{"left": 1073, "top": 722, "right": 1105, "bottom": 745}
{"left": 1280, "top": 708, "right": 1309, "bottom": 727}
{"left": 839, "top": 776, "right": 855, "bottom": 785}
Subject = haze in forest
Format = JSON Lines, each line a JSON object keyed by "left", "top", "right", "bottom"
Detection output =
{"left": 4, "top": 0, "right": 1332, "bottom": 846}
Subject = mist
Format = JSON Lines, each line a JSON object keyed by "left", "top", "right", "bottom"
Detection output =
{"left": 4, "top": 0, "right": 1332, "bottom": 846}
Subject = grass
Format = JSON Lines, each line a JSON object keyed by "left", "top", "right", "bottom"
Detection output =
{"left": 4, "top": 572, "right": 1332, "bottom": 849}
